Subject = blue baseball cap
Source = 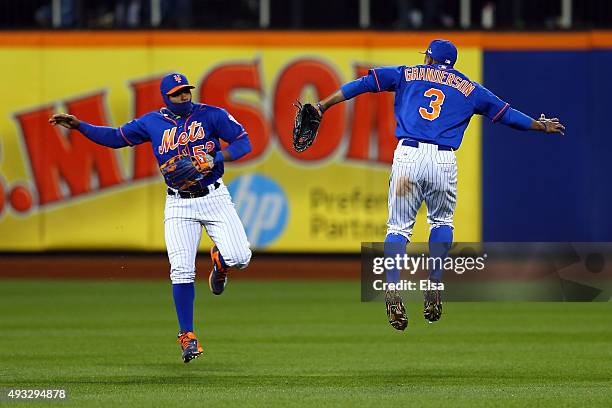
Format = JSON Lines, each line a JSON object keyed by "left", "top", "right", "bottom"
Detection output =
{"left": 160, "top": 73, "right": 195, "bottom": 95}
{"left": 423, "top": 39, "right": 458, "bottom": 66}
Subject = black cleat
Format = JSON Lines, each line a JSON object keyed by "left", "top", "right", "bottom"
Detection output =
{"left": 423, "top": 285, "right": 443, "bottom": 322}
{"left": 385, "top": 289, "right": 408, "bottom": 331}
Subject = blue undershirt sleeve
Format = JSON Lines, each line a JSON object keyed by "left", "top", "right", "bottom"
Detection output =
{"left": 77, "top": 122, "right": 129, "bottom": 148}
{"left": 225, "top": 136, "right": 252, "bottom": 161}
{"left": 340, "top": 77, "right": 376, "bottom": 99}
{"left": 340, "top": 66, "right": 403, "bottom": 99}
{"left": 498, "top": 107, "right": 534, "bottom": 131}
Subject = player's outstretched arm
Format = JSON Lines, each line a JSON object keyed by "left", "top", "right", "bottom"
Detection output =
{"left": 49, "top": 113, "right": 131, "bottom": 148}
{"left": 294, "top": 67, "right": 398, "bottom": 152}
{"left": 316, "top": 66, "right": 399, "bottom": 115}
{"left": 498, "top": 107, "right": 565, "bottom": 135}
{"left": 476, "top": 85, "right": 565, "bottom": 135}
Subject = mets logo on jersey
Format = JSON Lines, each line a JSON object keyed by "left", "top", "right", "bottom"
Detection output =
{"left": 158, "top": 121, "right": 206, "bottom": 154}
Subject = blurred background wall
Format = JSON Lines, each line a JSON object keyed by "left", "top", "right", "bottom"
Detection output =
{"left": 482, "top": 49, "right": 612, "bottom": 241}
{"left": 0, "top": 1, "right": 611, "bottom": 256}
{"left": 2, "top": 0, "right": 611, "bottom": 30}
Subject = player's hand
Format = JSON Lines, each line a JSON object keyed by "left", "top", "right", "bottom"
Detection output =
{"left": 49, "top": 113, "right": 81, "bottom": 129}
{"left": 537, "top": 114, "right": 565, "bottom": 135}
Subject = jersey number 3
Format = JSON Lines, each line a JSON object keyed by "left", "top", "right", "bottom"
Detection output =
{"left": 419, "top": 88, "right": 446, "bottom": 121}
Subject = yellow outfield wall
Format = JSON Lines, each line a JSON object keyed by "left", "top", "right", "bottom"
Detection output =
{"left": 0, "top": 33, "right": 482, "bottom": 252}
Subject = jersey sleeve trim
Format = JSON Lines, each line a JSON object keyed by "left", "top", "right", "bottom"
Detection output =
{"left": 235, "top": 131, "right": 247, "bottom": 139}
{"left": 492, "top": 103, "right": 510, "bottom": 123}
{"left": 371, "top": 69, "right": 381, "bottom": 92}
{"left": 118, "top": 126, "right": 134, "bottom": 146}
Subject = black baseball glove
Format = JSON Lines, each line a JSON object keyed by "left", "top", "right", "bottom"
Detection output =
{"left": 159, "top": 153, "right": 214, "bottom": 191}
{"left": 292, "top": 102, "right": 321, "bottom": 152}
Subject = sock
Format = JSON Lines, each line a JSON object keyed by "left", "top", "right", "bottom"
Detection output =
{"left": 384, "top": 233, "right": 408, "bottom": 284}
{"left": 428, "top": 225, "right": 453, "bottom": 282}
{"left": 172, "top": 283, "right": 195, "bottom": 333}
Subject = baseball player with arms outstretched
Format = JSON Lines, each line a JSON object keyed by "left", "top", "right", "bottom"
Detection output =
{"left": 313, "top": 39, "right": 565, "bottom": 330}
{"left": 49, "top": 73, "right": 252, "bottom": 362}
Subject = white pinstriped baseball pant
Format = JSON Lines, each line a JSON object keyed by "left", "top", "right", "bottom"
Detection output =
{"left": 164, "top": 179, "right": 252, "bottom": 284}
{"left": 387, "top": 140, "right": 458, "bottom": 240}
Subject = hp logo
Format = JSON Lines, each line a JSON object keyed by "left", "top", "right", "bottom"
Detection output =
{"left": 227, "top": 174, "right": 289, "bottom": 248}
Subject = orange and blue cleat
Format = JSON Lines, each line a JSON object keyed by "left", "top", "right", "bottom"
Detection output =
{"left": 177, "top": 331, "right": 203, "bottom": 363}
{"left": 208, "top": 245, "right": 228, "bottom": 295}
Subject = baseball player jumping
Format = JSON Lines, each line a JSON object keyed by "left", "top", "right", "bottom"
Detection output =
{"left": 49, "top": 73, "right": 252, "bottom": 362}
{"left": 312, "top": 39, "right": 565, "bottom": 329}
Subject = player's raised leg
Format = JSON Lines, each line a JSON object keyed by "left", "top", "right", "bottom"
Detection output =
{"left": 422, "top": 148, "right": 457, "bottom": 322}
{"left": 165, "top": 195, "right": 204, "bottom": 362}
{"left": 386, "top": 147, "right": 425, "bottom": 245}
{"left": 200, "top": 183, "right": 252, "bottom": 295}
{"left": 384, "top": 142, "right": 426, "bottom": 330}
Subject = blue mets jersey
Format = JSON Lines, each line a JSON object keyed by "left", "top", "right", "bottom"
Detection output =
{"left": 119, "top": 103, "right": 247, "bottom": 189}
{"left": 353, "top": 64, "right": 509, "bottom": 149}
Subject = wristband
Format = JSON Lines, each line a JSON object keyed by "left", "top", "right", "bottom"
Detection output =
{"left": 316, "top": 102, "right": 326, "bottom": 114}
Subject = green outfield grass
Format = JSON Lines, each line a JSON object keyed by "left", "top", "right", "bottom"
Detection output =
{"left": 0, "top": 280, "right": 610, "bottom": 407}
